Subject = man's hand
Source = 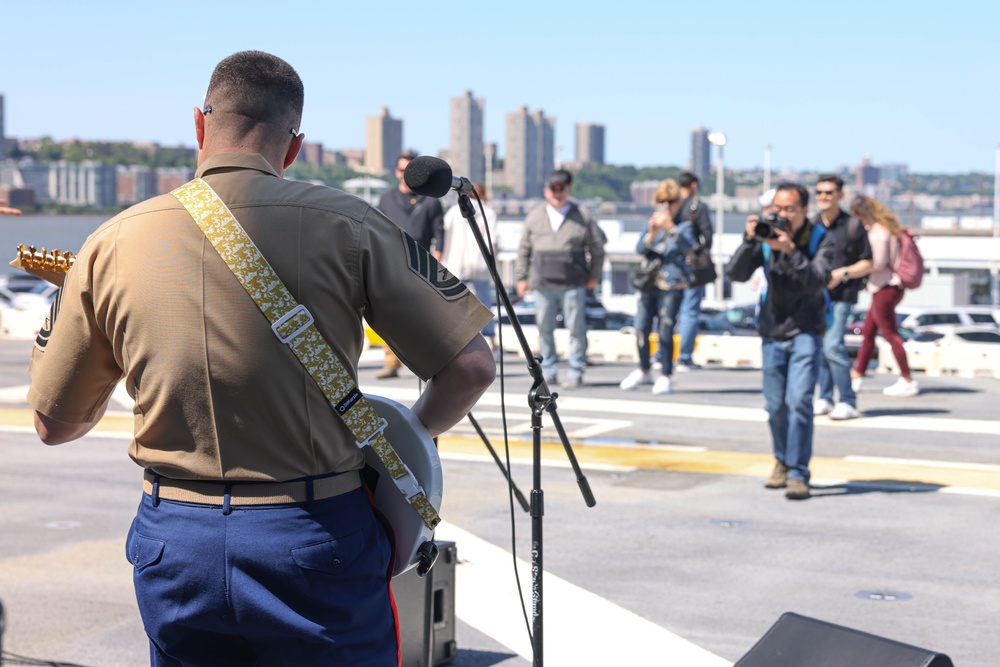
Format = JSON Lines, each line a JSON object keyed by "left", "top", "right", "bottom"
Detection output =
{"left": 516, "top": 279, "right": 529, "bottom": 297}
{"left": 744, "top": 216, "right": 759, "bottom": 241}
{"left": 764, "top": 228, "right": 795, "bottom": 255}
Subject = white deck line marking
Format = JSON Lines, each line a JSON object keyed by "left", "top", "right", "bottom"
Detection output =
{"left": 362, "top": 385, "right": 1000, "bottom": 436}
{"left": 434, "top": 521, "right": 733, "bottom": 667}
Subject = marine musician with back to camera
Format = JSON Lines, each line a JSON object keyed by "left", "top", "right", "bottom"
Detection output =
{"left": 23, "top": 50, "right": 496, "bottom": 667}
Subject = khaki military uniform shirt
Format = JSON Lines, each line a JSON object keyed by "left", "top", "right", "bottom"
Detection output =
{"left": 28, "top": 153, "right": 492, "bottom": 482}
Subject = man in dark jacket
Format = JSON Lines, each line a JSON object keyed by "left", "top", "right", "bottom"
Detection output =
{"left": 375, "top": 151, "right": 445, "bottom": 378}
{"left": 726, "top": 183, "right": 834, "bottom": 500}
{"left": 675, "top": 171, "right": 714, "bottom": 371}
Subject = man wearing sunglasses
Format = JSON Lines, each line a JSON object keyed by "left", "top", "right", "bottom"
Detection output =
{"left": 811, "top": 175, "right": 872, "bottom": 421}
{"left": 515, "top": 169, "right": 606, "bottom": 388}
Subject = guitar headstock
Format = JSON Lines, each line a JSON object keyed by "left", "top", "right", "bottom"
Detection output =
{"left": 11, "top": 244, "right": 76, "bottom": 286}
{"left": 16, "top": 244, "right": 76, "bottom": 273}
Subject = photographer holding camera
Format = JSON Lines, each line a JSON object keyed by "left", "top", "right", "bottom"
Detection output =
{"left": 726, "top": 183, "right": 835, "bottom": 500}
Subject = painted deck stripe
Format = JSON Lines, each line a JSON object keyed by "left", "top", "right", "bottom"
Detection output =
{"left": 434, "top": 521, "right": 733, "bottom": 667}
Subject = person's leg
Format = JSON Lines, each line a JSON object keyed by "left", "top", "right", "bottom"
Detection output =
{"left": 129, "top": 495, "right": 259, "bottom": 667}
{"left": 233, "top": 489, "right": 396, "bottom": 667}
{"left": 761, "top": 339, "right": 790, "bottom": 466}
{"left": 376, "top": 347, "right": 402, "bottom": 379}
{"left": 823, "top": 300, "right": 856, "bottom": 407}
{"left": 468, "top": 279, "right": 496, "bottom": 340}
{"left": 533, "top": 287, "right": 561, "bottom": 381}
{"left": 876, "top": 286, "right": 911, "bottom": 379}
{"left": 784, "top": 332, "right": 821, "bottom": 483}
{"left": 563, "top": 286, "right": 588, "bottom": 380}
{"left": 677, "top": 285, "right": 704, "bottom": 365}
{"left": 634, "top": 289, "right": 657, "bottom": 372}
{"left": 852, "top": 299, "right": 881, "bottom": 377}
{"left": 657, "top": 290, "right": 684, "bottom": 378}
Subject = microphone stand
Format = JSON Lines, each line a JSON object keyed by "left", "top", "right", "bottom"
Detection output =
{"left": 456, "top": 192, "right": 596, "bottom": 667}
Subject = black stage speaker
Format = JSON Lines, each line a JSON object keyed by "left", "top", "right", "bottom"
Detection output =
{"left": 735, "top": 613, "right": 953, "bottom": 667}
{"left": 392, "top": 541, "right": 458, "bottom": 667}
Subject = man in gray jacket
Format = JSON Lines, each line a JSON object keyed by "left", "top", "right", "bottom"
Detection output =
{"left": 515, "top": 170, "right": 606, "bottom": 388}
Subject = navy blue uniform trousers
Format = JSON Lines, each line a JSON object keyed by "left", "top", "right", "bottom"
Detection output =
{"left": 126, "top": 486, "right": 398, "bottom": 666}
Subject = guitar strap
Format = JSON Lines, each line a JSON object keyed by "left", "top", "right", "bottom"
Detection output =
{"left": 171, "top": 178, "right": 440, "bottom": 531}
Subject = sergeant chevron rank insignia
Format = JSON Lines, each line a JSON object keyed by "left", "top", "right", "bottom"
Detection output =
{"left": 401, "top": 231, "right": 468, "bottom": 301}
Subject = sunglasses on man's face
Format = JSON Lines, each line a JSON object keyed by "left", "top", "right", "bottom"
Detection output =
{"left": 549, "top": 185, "right": 566, "bottom": 193}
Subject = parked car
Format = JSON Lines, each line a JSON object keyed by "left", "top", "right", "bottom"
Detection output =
{"left": 709, "top": 303, "right": 758, "bottom": 334}
{"left": 907, "top": 325, "right": 1000, "bottom": 346}
{"left": 896, "top": 306, "right": 1000, "bottom": 332}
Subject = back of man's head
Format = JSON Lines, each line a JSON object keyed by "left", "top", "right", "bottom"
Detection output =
{"left": 204, "top": 51, "right": 303, "bottom": 147}
{"left": 678, "top": 171, "right": 699, "bottom": 190}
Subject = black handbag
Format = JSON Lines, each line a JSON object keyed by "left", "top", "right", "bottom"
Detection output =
{"left": 680, "top": 197, "right": 717, "bottom": 287}
{"left": 686, "top": 244, "right": 717, "bottom": 287}
{"left": 630, "top": 253, "right": 663, "bottom": 292}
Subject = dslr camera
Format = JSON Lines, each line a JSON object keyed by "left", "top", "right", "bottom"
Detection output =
{"left": 754, "top": 212, "right": 788, "bottom": 240}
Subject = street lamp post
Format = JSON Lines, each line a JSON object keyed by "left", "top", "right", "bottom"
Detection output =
{"left": 708, "top": 131, "right": 727, "bottom": 304}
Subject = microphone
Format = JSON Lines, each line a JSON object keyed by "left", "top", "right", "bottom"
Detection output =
{"left": 403, "top": 156, "right": 475, "bottom": 198}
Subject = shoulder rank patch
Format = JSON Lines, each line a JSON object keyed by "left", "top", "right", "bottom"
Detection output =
{"left": 34, "top": 288, "right": 62, "bottom": 351}
{"left": 401, "top": 230, "right": 469, "bottom": 301}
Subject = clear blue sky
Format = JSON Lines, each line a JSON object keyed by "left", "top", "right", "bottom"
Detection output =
{"left": 2, "top": 0, "right": 997, "bottom": 173}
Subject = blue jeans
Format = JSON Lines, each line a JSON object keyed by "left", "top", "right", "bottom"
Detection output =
{"left": 534, "top": 286, "right": 587, "bottom": 380}
{"left": 762, "top": 333, "right": 821, "bottom": 482}
{"left": 634, "top": 288, "right": 684, "bottom": 375}
{"left": 467, "top": 279, "right": 496, "bottom": 338}
{"left": 678, "top": 285, "right": 704, "bottom": 363}
{"left": 817, "top": 300, "right": 856, "bottom": 406}
{"left": 127, "top": 486, "right": 396, "bottom": 666}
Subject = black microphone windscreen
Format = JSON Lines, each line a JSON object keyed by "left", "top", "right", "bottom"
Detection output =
{"left": 403, "top": 156, "right": 453, "bottom": 198}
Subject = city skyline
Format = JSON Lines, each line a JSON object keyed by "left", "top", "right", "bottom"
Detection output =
{"left": 1, "top": 1, "right": 997, "bottom": 174}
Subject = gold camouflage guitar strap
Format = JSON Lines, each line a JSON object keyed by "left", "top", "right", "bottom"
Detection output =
{"left": 172, "top": 178, "right": 440, "bottom": 531}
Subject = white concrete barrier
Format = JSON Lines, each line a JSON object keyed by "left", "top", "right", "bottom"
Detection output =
{"left": 0, "top": 306, "right": 46, "bottom": 340}
{"left": 878, "top": 338, "right": 1000, "bottom": 379}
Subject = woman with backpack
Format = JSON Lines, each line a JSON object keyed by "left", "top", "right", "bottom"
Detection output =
{"left": 849, "top": 195, "right": 919, "bottom": 397}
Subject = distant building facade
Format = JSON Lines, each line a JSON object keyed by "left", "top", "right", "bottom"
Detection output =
{"left": 449, "top": 91, "right": 485, "bottom": 183}
{"left": 690, "top": 126, "right": 711, "bottom": 183}
{"left": 504, "top": 106, "right": 554, "bottom": 198}
{"left": 156, "top": 167, "right": 195, "bottom": 196}
{"left": 48, "top": 160, "right": 117, "bottom": 208}
{"left": 0, "top": 94, "right": 6, "bottom": 157}
{"left": 116, "top": 165, "right": 157, "bottom": 206}
{"left": 575, "top": 122, "right": 605, "bottom": 167}
{"left": 295, "top": 140, "right": 325, "bottom": 167}
{"left": 365, "top": 107, "right": 403, "bottom": 175}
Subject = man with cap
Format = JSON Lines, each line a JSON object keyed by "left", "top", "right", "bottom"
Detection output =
{"left": 515, "top": 169, "right": 606, "bottom": 388}
{"left": 674, "top": 171, "right": 714, "bottom": 372}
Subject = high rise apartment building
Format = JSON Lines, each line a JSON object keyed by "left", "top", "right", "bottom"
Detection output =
{"left": 48, "top": 160, "right": 117, "bottom": 208}
{"left": 690, "top": 126, "right": 711, "bottom": 183}
{"left": 0, "top": 94, "right": 6, "bottom": 157}
{"left": 365, "top": 107, "right": 403, "bottom": 175}
{"left": 505, "top": 107, "right": 554, "bottom": 198}
{"left": 575, "top": 122, "right": 605, "bottom": 167}
{"left": 449, "top": 91, "right": 485, "bottom": 184}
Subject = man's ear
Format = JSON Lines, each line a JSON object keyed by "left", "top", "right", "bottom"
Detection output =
{"left": 194, "top": 107, "right": 206, "bottom": 149}
{"left": 283, "top": 133, "right": 305, "bottom": 169}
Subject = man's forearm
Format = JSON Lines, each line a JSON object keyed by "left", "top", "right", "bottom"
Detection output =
{"left": 411, "top": 336, "right": 496, "bottom": 438}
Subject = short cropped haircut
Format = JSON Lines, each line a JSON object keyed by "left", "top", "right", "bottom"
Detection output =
{"left": 677, "top": 171, "right": 699, "bottom": 189}
{"left": 775, "top": 182, "right": 809, "bottom": 209}
{"left": 816, "top": 174, "right": 844, "bottom": 190}
{"left": 204, "top": 51, "right": 303, "bottom": 140}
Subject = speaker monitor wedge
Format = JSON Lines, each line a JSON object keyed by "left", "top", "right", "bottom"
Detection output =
{"left": 735, "top": 612, "right": 953, "bottom": 667}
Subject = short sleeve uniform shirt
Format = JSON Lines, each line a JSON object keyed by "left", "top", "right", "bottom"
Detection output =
{"left": 28, "top": 153, "right": 492, "bottom": 482}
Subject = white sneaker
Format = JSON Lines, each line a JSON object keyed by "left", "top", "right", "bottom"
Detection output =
{"left": 851, "top": 376, "right": 864, "bottom": 393}
{"left": 619, "top": 369, "right": 652, "bottom": 390}
{"left": 883, "top": 378, "right": 919, "bottom": 397}
{"left": 652, "top": 376, "right": 673, "bottom": 395}
{"left": 813, "top": 398, "right": 834, "bottom": 416}
{"left": 829, "top": 402, "right": 860, "bottom": 420}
